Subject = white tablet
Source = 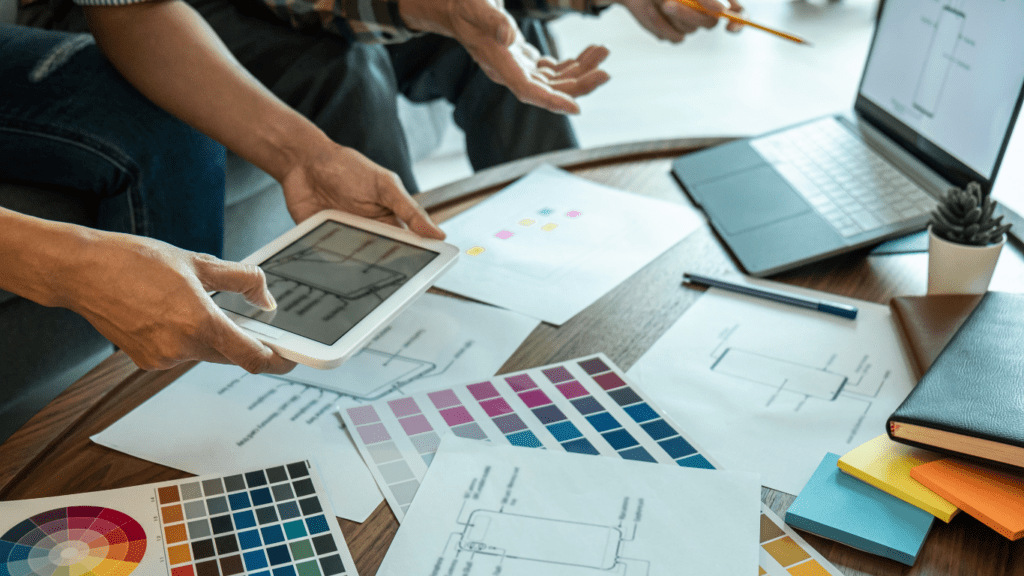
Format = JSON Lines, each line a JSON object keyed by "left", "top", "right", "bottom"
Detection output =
{"left": 213, "top": 210, "right": 458, "bottom": 369}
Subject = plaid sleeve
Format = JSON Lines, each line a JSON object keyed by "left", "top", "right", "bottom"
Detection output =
{"left": 504, "top": 0, "right": 607, "bottom": 18}
{"left": 259, "top": 0, "right": 420, "bottom": 43}
{"left": 72, "top": 0, "right": 156, "bottom": 5}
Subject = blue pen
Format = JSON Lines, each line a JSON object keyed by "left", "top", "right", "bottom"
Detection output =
{"left": 682, "top": 273, "right": 858, "bottom": 320}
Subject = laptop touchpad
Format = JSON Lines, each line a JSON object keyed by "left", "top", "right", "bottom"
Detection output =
{"left": 693, "top": 165, "right": 810, "bottom": 235}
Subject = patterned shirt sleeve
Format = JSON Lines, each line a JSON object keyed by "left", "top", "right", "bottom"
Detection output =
{"left": 72, "top": 0, "right": 157, "bottom": 5}
{"left": 259, "top": 0, "right": 417, "bottom": 43}
{"left": 505, "top": 0, "right": 606, "bottom": 19}
{"left": 64, "top": 0, "right": 604, "bottom": 44}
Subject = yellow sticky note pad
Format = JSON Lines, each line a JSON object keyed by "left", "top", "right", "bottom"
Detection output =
{"left": 838, "top": 435, "right": 958, "bottom": 522}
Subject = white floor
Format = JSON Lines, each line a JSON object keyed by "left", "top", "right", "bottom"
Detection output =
{"left": 410, "top": 0, "right": 881, "bottom": 191}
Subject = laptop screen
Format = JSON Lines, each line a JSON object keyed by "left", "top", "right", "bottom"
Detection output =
{"left": 857, "top": 0, "right": 1024, "bottom": 182}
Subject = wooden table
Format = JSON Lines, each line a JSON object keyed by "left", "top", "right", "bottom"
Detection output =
{"left": 3, "top": 138, "right": 1024, "bottom": 576}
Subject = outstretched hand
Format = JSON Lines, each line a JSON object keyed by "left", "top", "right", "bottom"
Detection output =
{"left": 399, "top": 0, "right": 611, "bottom": 114}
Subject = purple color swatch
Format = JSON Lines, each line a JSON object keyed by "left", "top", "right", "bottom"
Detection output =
{"left": 480, "top": 398, "right": 513, "bottom": 417}
{"left": 388, "top": 397, "right": 421, "bottom": 418}
{"left": 347, "top": 405, "right": 380, "bottom": 426}
{"left": 578, "top": 357, "right": 611, "bottom": 375}
{"left": 428, "top": 389, "right": 461, "bottom": 409}
{"left": 541, "top": 367, "right": 574, "bottom": 384}
{"left": 467, "top": 382, "right": 500, "bottom": 401}
{"left": 439, "top": 406, "right": 474, "bottom": 427}
{"left": 398, "top": 414, "right": 433, "bottom": 436}
{"left": 504, "top": 374, "right": 538, "bottom": 392}
{"left": 518, "top": 389, "right": 552, "bottom": 408}
{"left": 356, "top": 423, "right": 391, "bottom": 445}
{"left": 593, "top": 372, "right": 628, "bottom": 391}
{"left": 555, "top": 381, "right": 589, "bottom": 399}
{"left": 493, "top": 414, "right": 528, "bottom": 434}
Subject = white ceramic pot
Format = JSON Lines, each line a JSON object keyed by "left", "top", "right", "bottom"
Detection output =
{"left": 927, "top": 226, "right": 1006, "bottom": 294}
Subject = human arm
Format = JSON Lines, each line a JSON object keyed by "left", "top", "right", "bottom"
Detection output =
{"left": 249, "top": 0, "right": 611, "bottom": 114}
{"left": 83, "top": 0, "right": 446, "bottom": 234}
{"left": 619, "top": 0, "right": 744, "bottom": 43}
{"left": 504, "top": 0, "right": 743, "bottom": 44}
{"left": 0, "top": 208, "right": 295, "bottom": 373}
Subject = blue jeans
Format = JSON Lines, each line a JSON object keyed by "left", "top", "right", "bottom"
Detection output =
{"left": 0, "top": 25, "right": 227, "bottom": 256}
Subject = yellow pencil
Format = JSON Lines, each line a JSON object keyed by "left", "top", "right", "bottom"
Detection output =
{"left": 670, "top": 0, "right": 812, "bottom": 45}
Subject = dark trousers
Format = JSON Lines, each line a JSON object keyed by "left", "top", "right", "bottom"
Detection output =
{"left": 184, "top": 0, "right": 578, "bottom": 192}
{"left": 0, "top": 25, "right": 227, "bottom": 255}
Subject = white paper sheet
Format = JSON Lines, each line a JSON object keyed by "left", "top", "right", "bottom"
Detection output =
{"left": 626, "top": 280, "right": 917, "bottom": 496}
{"left": 433, "top": 165, "right": 703, "bottom": 325}
{"left": 92, "top": 294, "right": 539, "bottom": 523}
{"left": 275, "top": 294, "right": 539, "bottom": 405}
{"left": 377, "top": 435, "right": 761, "bottom": 576}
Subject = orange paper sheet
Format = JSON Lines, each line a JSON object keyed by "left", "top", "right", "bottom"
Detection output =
{"left": 911, "top": 459, "right": 1024, "bottom": 540}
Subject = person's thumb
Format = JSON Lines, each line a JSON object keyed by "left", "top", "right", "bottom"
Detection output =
{"left": 196, "top": 257, "right": 277, "bottom": 312}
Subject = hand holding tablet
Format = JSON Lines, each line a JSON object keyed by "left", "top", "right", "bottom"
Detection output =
{"left": 214, "top": 210, "right": 459, "bottom": 369}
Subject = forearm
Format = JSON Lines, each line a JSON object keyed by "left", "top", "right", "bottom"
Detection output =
{"left": 0, "top": 208, "right": 96, "bottom": 309}
{"left": 83, "top": 0, "right": 334, "bottom": 183}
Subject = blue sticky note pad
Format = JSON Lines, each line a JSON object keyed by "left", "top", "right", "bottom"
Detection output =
{"left": 785, "top": 452, "right": 933, "bottom": 566}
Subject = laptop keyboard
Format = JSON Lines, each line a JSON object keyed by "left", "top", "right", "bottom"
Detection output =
{"left": 750, "top": 118, "right": 937, "bottom": 237}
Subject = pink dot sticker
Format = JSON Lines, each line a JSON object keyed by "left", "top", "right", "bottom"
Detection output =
{"left": 566, "top": 210, "right": 582, "bottom": 218}
{"left": 495, "top": 230, "right": 514, "bottom": 239}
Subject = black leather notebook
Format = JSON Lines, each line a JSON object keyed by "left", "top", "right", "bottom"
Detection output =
{"left": 888, "top": 291, "right": 1024, "bottom": 470}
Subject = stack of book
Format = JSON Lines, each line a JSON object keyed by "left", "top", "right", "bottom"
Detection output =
{"left": 786, "top": 292, "right": 1024, "bottom": 565}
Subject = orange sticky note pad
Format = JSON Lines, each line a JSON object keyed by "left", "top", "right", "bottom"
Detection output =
{"left": 911, "top": 459, "right": 1024, "bottom": 540}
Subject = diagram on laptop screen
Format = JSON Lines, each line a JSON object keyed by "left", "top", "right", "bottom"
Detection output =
{"left": 912, "top": 0, "right": 970, "bottom": 118}
{"left": 439, "top": 468, "right": 650, "bottom": 576}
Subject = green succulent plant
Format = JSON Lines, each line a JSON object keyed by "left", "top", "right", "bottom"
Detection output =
{"left": 929, "top": 182, "right": 1012, "bottom": 246}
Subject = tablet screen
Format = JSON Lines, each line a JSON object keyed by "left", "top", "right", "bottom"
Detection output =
{"left": 214, "top": 221, "right": 439, "bottom": 345}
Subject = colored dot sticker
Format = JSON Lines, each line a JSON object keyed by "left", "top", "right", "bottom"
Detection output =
{"left": 495, "top": 230, "right": 514, "bottom": 240}
{"left": 466, "top": 247, "right": 485, "bottom": 256}
{"left": 566, "top": 210, "right": 582, "bottom": 218}
{"left": 518, "top": 219, "right": 535, "bottom": 226}
{"left": 541, "top": 223, "right": 558, "bottom": 231}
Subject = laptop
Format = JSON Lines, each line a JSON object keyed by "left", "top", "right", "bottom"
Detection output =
{"left": 672, "top": 0, "right": 1024, "bottom": 277}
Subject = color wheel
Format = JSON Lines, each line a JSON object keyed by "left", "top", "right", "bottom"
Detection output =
{"left": 0, "top": 507, "right": 146, "bottom": 576}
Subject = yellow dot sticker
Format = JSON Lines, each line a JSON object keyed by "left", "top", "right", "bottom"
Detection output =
{"left": 541, "top": 223, "right": 558, "bottom": 231}
{"left": 466, "top": 246, "right": 485, "bottom": 256}
{"left": 518, "top": 218, "right": 535, "bottom": 226}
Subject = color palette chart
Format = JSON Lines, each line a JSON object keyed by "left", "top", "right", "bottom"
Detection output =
{"left": 0, "top": 507, "right": 145, "bottom": 576}
{"left": 758, "top": 508, "right": 843, "bottom": 576}
{"left": 0, "top": 462, "right": 356, "bottom": 576}
{"left": 341, "top": 354, "right": 718, "bottom": 521}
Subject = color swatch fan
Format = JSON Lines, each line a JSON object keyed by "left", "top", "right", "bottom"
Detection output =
{"left": 0, "top": 461, "right": 357, "bottom": 576}
{"left": 1, "top": 507, "right": 145, "bottom": 576}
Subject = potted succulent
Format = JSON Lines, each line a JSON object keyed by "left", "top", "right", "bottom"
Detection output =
{"left": 927, "top": 181, "right": 1012, "bottom": 294}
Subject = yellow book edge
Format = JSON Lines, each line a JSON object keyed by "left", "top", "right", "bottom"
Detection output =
{"left": 837, "top": 459, "right": 959, "bottom": 522}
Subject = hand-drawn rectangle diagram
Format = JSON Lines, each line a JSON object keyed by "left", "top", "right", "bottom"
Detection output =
{"left": 708, "top": 323, "right": 890, "bottom": 414}
{"left": 440, "top": 468, "right": 650, "bottom": 576}
{"left": 457, "top": 511, "right": 624, "bottom": 570}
